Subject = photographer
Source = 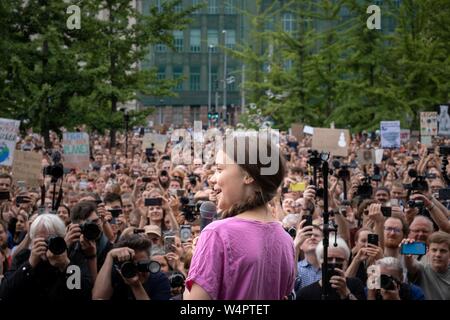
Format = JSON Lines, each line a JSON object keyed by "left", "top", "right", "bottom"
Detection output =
{"left": 92, "top": 234, "right": 171, "bottom": 300}
{"left": 402, "top": 232, "right": 450, "bottom": 300}
{"left": 68, "top": 201, "right": 113, "bottom": 271}
{"left": 0, "top": 214, "right": 91, "bottom": 300}
{"left": 296, "top": 236, "right": 366, "bottom": 300}
{"left": 367, "top": 257, "right": 425, "bottom": 300}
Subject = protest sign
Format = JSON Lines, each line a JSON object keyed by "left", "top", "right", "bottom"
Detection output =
{"left": 291, "top": 123, "right": 303, "bottom": 141}
{"left": 420, "top": 135, "right": 432, "bottom": 147}
{"left": 380, "top": 121, "right": 400, "bottom": 149}
{"left": 303, "top": 125, "right": 314, "bottom": 135}
{"left": 12, "top": 150, "right": 42, "bottom": 188}
{"left": 437, "top": 105, "right": 450, "bottom": 136}
{"left": 63, "top": 132, "right": 90, "bottom": 170}
{"left": 142, "top": 133, "right": 168, "bottom": 153}
{"left": 400, "top": 129, "right": 410, "bottom": 144}
{"left": 420, "top": 112, "right": 437, "bottom": 136}
{"left": 357, "top": 149, "right": 375, "bottom": 165}
{"left": 312, "top": 128, "right": 350, "bottom": 157}
{"left": 375, "top": 149, "right": 384, "bottom": 164}
{"left": 0, "top": 118, "right": 20, "bottom": 167}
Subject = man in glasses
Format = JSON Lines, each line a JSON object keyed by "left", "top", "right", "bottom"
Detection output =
{"left": 384, "top": 216, "right": 408, "bottom": 259}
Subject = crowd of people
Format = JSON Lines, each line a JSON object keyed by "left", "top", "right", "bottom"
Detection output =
{"left": 0, "top": 123, "right": 449, "bottom": 300}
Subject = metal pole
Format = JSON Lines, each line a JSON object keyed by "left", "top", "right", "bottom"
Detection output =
{"left": 208, "top": 45, "right": 213, "bottom": 113}
{"left": 241, "top": 64, "right": 246, "bottom": 115}
{"left": 222, "top": 30, "right": 227, "bottom": 124}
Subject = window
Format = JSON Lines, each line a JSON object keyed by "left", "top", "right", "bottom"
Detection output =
{"left": 224, "top": 0, "right": 236, "bottom": 14}
{"left": 174, "top": 1, "right": 183, "bottom": 13}
{"left": 190, "top": 29, "right": 201, "bottom": 52}
{"left": 192, "top": 0, "right": 202, "bottom": 14}
{"left": 157, "top": 107, "right": 164, "bottom": 124}
{"left": 224, "top": 30, "right": 236, "bottom": 49}
{"left": 226, "top": 72, "right": 236, "bottom": 91}
{"left": 157, "top": 66, "right": 165, "bottom": 80}
{"left": 173, "top": 66, "right": 183, "bottom": 91}
{"left": 155, "top": 43, "right": 167, "bottom": 52}
{"left": 208, "top": 0, "right": 217, "bottom": 14}
{"left": 155, "top": 0, "right": 163, "bottom": 13}
{"left": 211, "top": 68, "right": 218, "bottom": 90}
{"left": 208, "top": 30, "right": 218, "bottom": 52}
{"left": 173, "top": 30, "right": 184, "bottom": 52}
{"left": 282, "top": 13, "right": 294, "bottom": 32}
{"left": 190, "top": 67, "right": 201, "bottom": 91}
{"left": 173, "top": 108, "right": 183, "bottom": 125}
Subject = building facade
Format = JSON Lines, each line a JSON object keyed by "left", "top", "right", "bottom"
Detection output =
{"left": 139, "top": 0, "right": 250, "bottom": 127}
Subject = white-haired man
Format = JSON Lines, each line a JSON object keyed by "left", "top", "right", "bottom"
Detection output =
{"left": 0, "top": 214, "right": 92, "bottom": 300}
{"left": 296, "top": 235, "right": 366, "bottom": 300}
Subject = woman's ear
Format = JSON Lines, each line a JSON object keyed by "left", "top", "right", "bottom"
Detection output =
{"left": 243, "top": 175, "right": 254, "bottom": 185}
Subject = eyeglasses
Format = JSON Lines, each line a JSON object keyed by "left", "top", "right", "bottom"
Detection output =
{"left": 384, "top": 226, "right": 402, "bottom": 234}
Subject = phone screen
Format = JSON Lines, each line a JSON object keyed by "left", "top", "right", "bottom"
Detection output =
{"left": 180, "top": 225, "right": 192, "bottom": 243}
{"left": 290, "top": 182, "right": 306, "bottom": 192}
{"left": 401, "top": 242, "right": 427, "bottom": 255}
{"left": 164, "top": 236, "right": 176, "bottom": 253}
{"left": 145, "top": 198, "right": 163, "bottom": 206}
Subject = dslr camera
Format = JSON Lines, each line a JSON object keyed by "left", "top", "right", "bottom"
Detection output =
{"left": 168, "top": 272, "right": 186, "bottom": 288}
{"left": 180, "top": 196, "right": 201, "bottom": 222}
{"left": 79, "top": 221, "right": 102, "bottom": 241}
{"left": 404, "top": 169, "right": 428, "bottom": 193}
{"left": 332, "top": 160, "right": 350, "bottom": 180}
{"left": 46, "top": 236, "right": 67, "bottom": 255}
{"left": 115, "top": 260, "right": 161, "bottom": 279}
{"left": 44, "top": 150, "right": 64, "bottom": 182}
{"left": 356, "top": 175, "right": 373, "bottom": 200}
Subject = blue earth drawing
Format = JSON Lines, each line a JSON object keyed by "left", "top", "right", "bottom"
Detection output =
{"left": 0, "top": 143, "right": 10, "bottom": 163}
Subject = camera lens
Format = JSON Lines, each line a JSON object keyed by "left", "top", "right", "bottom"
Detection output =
{"left": 46, "top": 236, "right": 67, "bottom": 255}
{"left": 169, "top": 272, "right": 185, "bottom": 288}
{"left": 120, "top": 261, "right": 137, "bottom": 279}
{"left": 148, "top": 261, "right": 161, "bottom": 274}
{"left": 81, "top": 222, "right": 101, "bottom": 241}
{"left": 380, "top": 274, "right": 397, "bottom": 291}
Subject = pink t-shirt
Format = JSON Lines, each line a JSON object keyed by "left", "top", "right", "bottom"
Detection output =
{"left": 186, "top": 217, "right": 295, "bottom": 300}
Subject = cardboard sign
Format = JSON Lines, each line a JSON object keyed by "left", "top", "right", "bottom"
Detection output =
{"left": 420, "top": 112, "right": 438, "bottom": 136}
{"left": 380, "top": 121, "right": 400, "bottom": 149}
{"left": 311, "top": 128, "right": 350, "bottom": 157}
{"left": 142, "top": 133, "right": 168, "bottom": 153}
{"left": 291, "top": 123, "right": 303, "bottom": 141}
{"left": 303, "top": 125, "right": 314, "bottom": 135}
{"left": 63, "top": 132, "right": 90, "bottom": 170}
{"left": 437, "top": 105, "right": 450, "bottom": 136}
{"left": 420, "top": 135, "right": 432, "bottom": 147}
{"left": 0, "top": 118, "right": 20, "bottom": 167}
{"left": 400, "top": 129, "right": 410, "bottom": 144}
{"left": 357, "top": 149, "right": 375, "bottom": 165}
{"left": 375, "top": 149, "right": 384, "bottom": 164}
{"left": 12, "top": 150, "right": 42, "bottom": 188}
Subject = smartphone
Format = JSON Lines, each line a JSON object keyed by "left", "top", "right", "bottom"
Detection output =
{"left": 176, "top": 189, "right": 186, "bottom": 197}
{"left": 17, "top": 181, "right": 27, "bottom": 192}
{"left": 290, "top": 182, "right": 306, "bottom": 192}
{"left": 180, "top": 225, "right": 192, "bottom": 243}
{"left": 390, "top": 199, "right": 399, "bottom": 207}
{"left": 134, "top": 228, "right": 145, "bottom": 234}
{"left": 282, "top": 187, "right": 289, "bottom": 194}
{"left": 108, "top": 208, "right": 122, "bottom": 218}
{"left": 145, "top": 198, "right": 163, "bottom": 206}
{"left": 302, "top": 215, "right": 313, "bottom": 227}
{"left": 381, "top": 206, "right": 392, "bottom": 217}
{"left": 142, "top": 176, "right": 152, "bottom": 183}
{"left": 367, "top": 234, "right": 379, "bottom": 246}
{"left": 0, "top": 191, "right": 10, "bottom": 201}
{"left": 162, "top": 155, "right": 171, "bottom": 161}
{"left": 15, "top": 196, "right": 30, "bottom": 205}
{"left": 438, "top": 188, "right": 450, "bottom": 201}
{"left": 439, "top": 146, "right": 450, "bottom": 156}
{"left": 164, "top": 236, "right": 176, "bottom": 253}
{"left": 401, "top": 242, "right": 427, "bottom": 255}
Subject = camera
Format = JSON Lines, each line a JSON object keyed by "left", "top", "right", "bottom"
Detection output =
{"left": 169, "top": 272, "right": 186, "bottom": 288}
{"left": 307, "top": 150, "right": 328, "bottom": 168}
{"left": 332, "top": 160, "right": 350, "bottom": 180}
{"left": 372, "top": 166, "right": 382, "bottom": 182}
{"left": 180, "top": 196, "right": 200, "bottom": 222}
{"left": 116, "top": 260, "right": 161, "bottom": 279}
{"left": 46, "top": 236, "right": 67, "bottom": 255}
{"left": 356, "top": 176, "right": 373, "bottom": 199}
{"left": 188, "top": 174, "right": 199, "bottom": 186}
{"left": 44, "top": 150, "right": 64, "bottom": 182}
{"left": 380, "top": 274, "right": 398, "bottom": 291}
{"left": 79, "top": 221, "right": 101, "bottom": 241}
{"left": 405, "top": 169, "right": 428, "bottom": 192}
{"left": 407, "top": 200, "right": 424, "bottom": 208}
{"left": 285, "top": 227, "right": 296, "bottom": 238}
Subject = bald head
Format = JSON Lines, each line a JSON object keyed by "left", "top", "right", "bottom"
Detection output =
{"left": 409, "top": 216, "right": 434, "bottom": 243}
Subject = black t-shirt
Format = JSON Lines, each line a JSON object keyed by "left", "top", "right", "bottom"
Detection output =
{"left": 296, "top": 277, "right": 367, "bottom": 300}
{"left": 110, "top": 269, "right": 171, "bottom": 300}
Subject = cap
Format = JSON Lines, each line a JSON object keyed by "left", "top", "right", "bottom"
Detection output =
{"left": 144, "top": 225, "right": 162, "bottom": 238}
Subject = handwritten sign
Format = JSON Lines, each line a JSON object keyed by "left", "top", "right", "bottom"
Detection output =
{"left": 142, "top": 133, "right": 168, "bottom": 153}
{"left": 0, "top": 118, "right": 20, "bottom": 167}
{"left": 420, "top": 112, "right": 437, "bottom": 136}
{"left": 63, "top": 132, "right": 90, "bottom": 170}
{"left": 380, "top": 121, "right": 400, "bottom": 149}
{"left": 12, "top": 150, "right": 42, "bottom": 188}
{"left": 312, "top": 128, "right": 350, "bottom": 157}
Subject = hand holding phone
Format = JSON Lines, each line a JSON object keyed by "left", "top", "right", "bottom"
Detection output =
{"left": 164, "top": 236, "right": 176, "bottom": 253}
{"left": 367, "top": 234, "right": 379, "bottom": 246}
{"left": 145, "top": 198, "right": 163, "bottom": 206}
{"left": 401, "top": 242, "right": 426, "bottom": 255}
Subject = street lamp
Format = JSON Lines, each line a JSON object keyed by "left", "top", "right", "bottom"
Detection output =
{"left": 208, "top": 44, "right": 214, "bottom": 115}
{"left": 222, "top": 30, "right": 227, "bottom": 124}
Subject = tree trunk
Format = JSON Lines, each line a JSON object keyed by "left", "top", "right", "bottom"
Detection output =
{"left": 110, "top": 96, "right": 117, "bottom": 148}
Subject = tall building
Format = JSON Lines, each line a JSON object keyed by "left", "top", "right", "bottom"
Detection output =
{"left": 139, "top": 0, "right": 248, "bottom": 127}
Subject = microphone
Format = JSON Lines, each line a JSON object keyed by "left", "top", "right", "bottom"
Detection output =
{"left": 199, "top": 201, "right": 217, "bottom": 230}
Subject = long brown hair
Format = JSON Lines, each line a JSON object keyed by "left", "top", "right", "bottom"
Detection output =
{"left": 221, "top": 132, "right": 285, "bottom": 218}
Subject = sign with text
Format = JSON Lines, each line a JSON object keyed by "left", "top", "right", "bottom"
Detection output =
{"left": 63, "top": 132, "right": 90, "bottom": 170}
{"left": 142, "top": 133, "right": 168, "bottom": 153}
{"left": 312, "top": 128, "right": 350, "bottom": 157}
{"left": 12, "top": 150, "right": 42, "bottom": 188}
{"left": 380, "top": 121, "right": 400, "bottom": 149}
{"left": 0, "top": 118, "right": 20, "bottom": 167}
{"left": 357, "top": 149, "right": 375, "bottom": 165}
{"left": 420, "top": 112, "right": 437, "bottom": 136}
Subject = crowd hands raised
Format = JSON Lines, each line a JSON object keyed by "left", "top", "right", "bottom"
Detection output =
{"left": 0, "top": 127, "right": 449, "bottom": 300}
